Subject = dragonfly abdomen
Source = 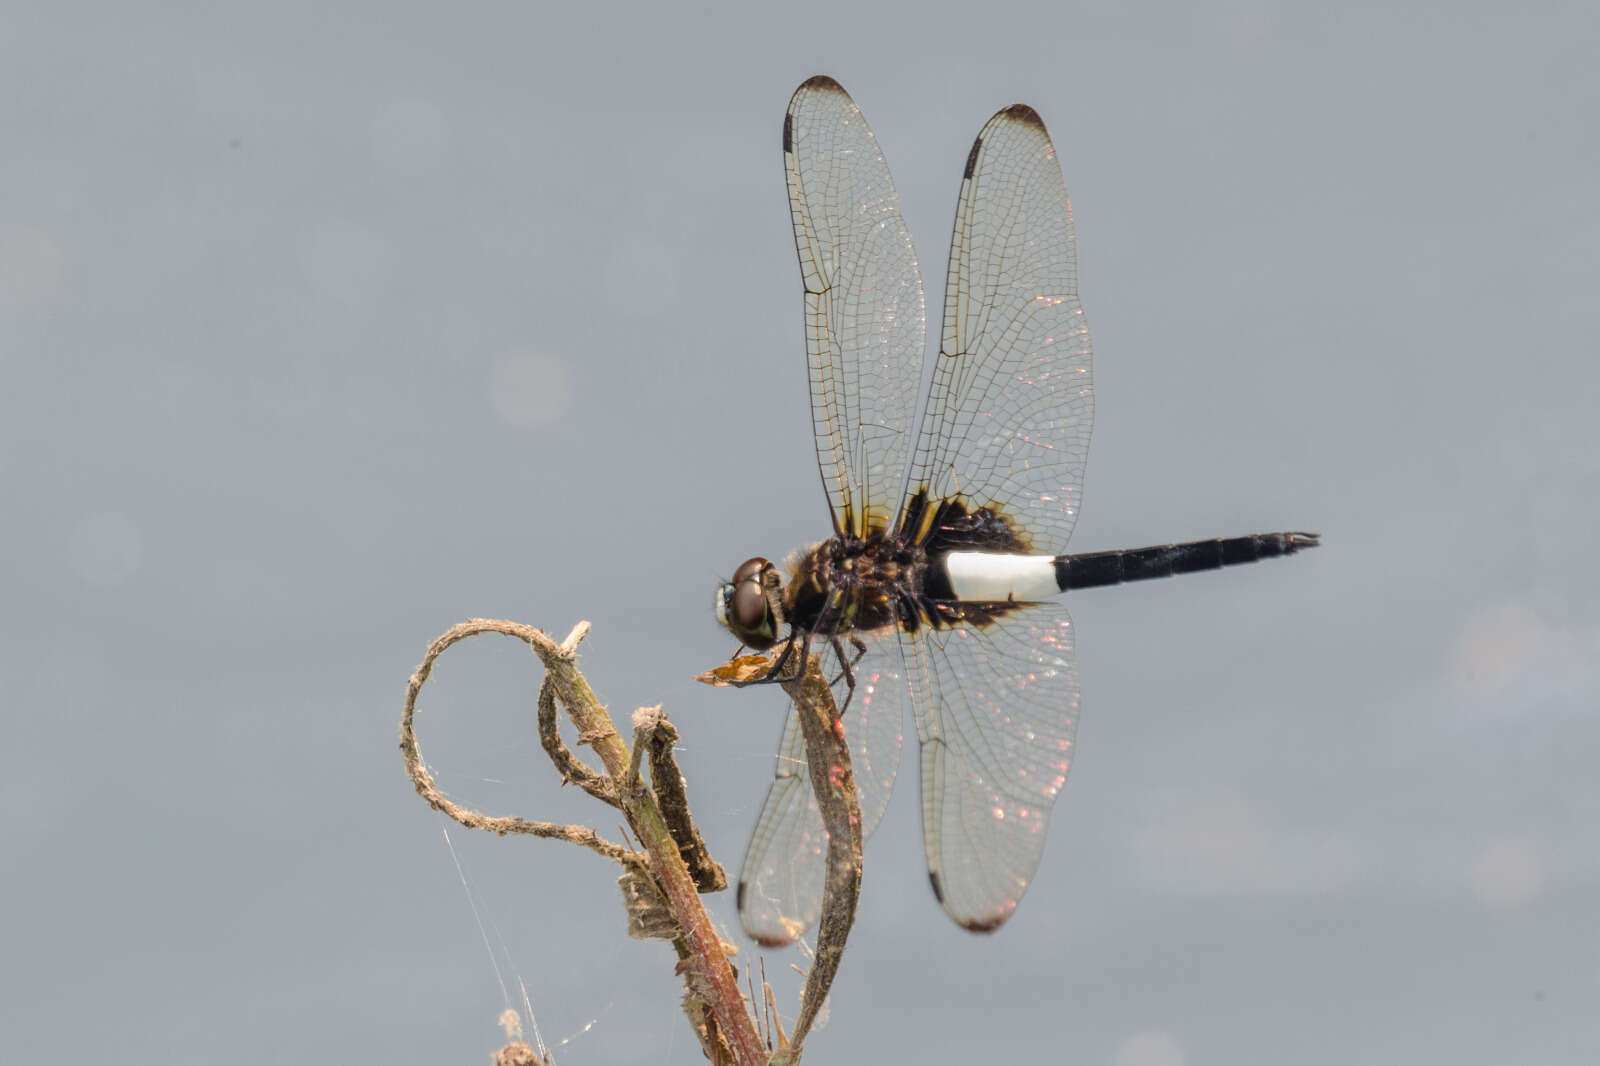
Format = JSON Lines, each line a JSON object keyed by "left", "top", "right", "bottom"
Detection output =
{"left": 1054, "top": 532, "right": 1320, "bottom": 591}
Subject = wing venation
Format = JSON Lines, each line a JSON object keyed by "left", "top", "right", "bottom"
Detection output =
{"left": 785, "top": 78, "right": 927, "bottom": 536}
{"left": 737, "top": 630, "right": 909, "bottom": 945}
{"left": 900, "top": 601, "right": 1081, "bottom": 931}
{"left": 901, "top": 105, "right": 1093, "bottom": 553}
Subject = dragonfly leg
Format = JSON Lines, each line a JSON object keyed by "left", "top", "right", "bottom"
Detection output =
{"left": 827, "top": 636, "right": 868, "bottom": 685}
{"left": 828, "top": 635, "right": 865, "bottom": 716}
{"left": 846, "top": 635, "right": 867, "bottom": 669}
{"left": 766, "top": 629, "right": 802, "bottom": 681}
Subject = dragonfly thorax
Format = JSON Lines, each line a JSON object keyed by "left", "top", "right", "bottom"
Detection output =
{"left": 784, "top": 531, "right": 927, "bottom": 636}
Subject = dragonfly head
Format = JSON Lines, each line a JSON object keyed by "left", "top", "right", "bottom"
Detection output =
{"left": 716, "top": 556, "right": 781, "bottom": 650}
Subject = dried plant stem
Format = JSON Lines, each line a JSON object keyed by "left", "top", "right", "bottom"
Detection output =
{"left": 645, "top": 714, "right": 728, "bottom": 893}
{"left": 774, "top": 650, "right": 863, "bottom": 1063}
{"left": 695, "top": 647, "right": 866, "bottom": 1065}
{"left": 537, "top": 674, "right": 620, "bottom": 807}
{"left": 399, "top": 623, "right": 642, "bottom": 869}
{"left": 401, "top": 618, "right": 766, "bottom": 1066}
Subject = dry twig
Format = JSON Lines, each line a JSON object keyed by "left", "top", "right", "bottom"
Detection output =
{"left": 696, "top": 648, "right": 863, "bottom": 1063}
{"left": 400, "top": 618, "right": 765, "bottom": 1066}
{"left": 398, "top": 622, "right": 641, "bottom": 869}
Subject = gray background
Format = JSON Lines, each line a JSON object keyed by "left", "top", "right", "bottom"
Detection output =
{"left": 5, "top": 2, "right": 1596, "bottom": 1064}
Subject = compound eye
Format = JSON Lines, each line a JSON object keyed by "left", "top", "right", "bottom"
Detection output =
{"left": 731, "top": 579, "right": 770, "bottom": 631}
{"left": 731, "top": 557, "right": 769, "bottom": 586}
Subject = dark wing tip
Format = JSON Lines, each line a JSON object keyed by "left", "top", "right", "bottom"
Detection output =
{"left": 929, "top": 869, "right": 1016, "bottom": 933}
{"left": 965, "top": 104, "right": 1050, "bottom": 181}
{"left": 788, "top": 76, "right": 850, "bottom": 151}
{"left": 956, "top": 913, "right": 1009, "bottom": 934}
{"left": 1001, "top": 102, "right": 1045, "bottom": 129}
{"left": 788, "top": 77, "right": 851, "bottom": 148}
{"left": 798, "top": 74, "right": 845, "bottom": 94}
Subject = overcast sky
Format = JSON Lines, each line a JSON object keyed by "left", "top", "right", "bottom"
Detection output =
{"left": 5, "top": 3, "right": 1597, "bottom": 1064}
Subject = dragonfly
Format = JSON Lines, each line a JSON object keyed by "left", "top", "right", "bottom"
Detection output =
{"left": 715, "top": 75, "right": 1317, "bottom": 946}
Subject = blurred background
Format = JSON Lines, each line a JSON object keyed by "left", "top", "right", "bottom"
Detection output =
{"left": 4, "top": 3, "right": 1596, "bottom": 1063}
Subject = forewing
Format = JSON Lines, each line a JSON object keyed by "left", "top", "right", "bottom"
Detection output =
{"left": 737, "top": 628, "right": 908, "bottom": 946}
{"left": 785, "top": 76, "right": 926, "bottom": 537}
{"left": 900, "top": 602, "right": 1080, "bottom": 931}
{"left": 901, "top": 105, "right": 1093, "bottom": 552}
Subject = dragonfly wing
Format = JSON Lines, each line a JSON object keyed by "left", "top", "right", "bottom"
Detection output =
{"left": 785, "top": 75, "right": 927, "bottom": 537}
{"left": 901, "top": 103, "right": 1093, "bottom": 553}
{"left": 901, "top": 601, "right": 1081, "bottom": 931}
{"left": 737, "top": 628, "right": 908, "bottom": 945}
{"left": 737, "top": 698, "right": 815, "bottom": 947}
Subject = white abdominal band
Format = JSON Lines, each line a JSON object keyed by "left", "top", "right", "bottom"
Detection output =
{"left": 943, "top": 552, "right": 1059, "bottom": 602}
